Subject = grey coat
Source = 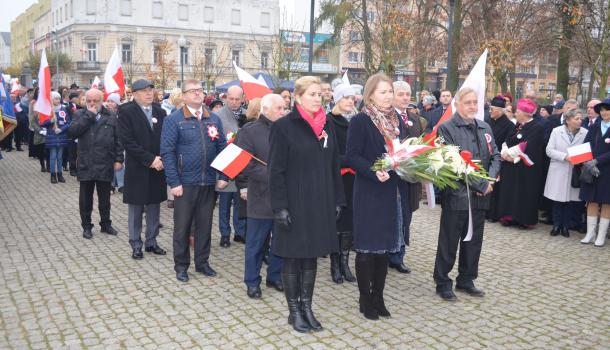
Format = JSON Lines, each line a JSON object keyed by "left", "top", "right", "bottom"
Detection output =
{"left": 544, "top": 125, "right": 588, "bottom": 202}
{"left": 437, "top": 113, "right": 501, "bottom": 210}
{"left": 216, "top": 105, "right": 246, "bottom": 134}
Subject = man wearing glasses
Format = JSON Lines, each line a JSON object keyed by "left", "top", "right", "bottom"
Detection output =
{"left": 161, "top": 79, "right": 229, "bottom": 282}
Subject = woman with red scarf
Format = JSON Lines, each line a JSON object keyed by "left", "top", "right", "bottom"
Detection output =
{"left": 345, "top": 73, "right": 410, "bottom": 320}
{"left": 268, "top": 76, "right": 345, "bottom": 333}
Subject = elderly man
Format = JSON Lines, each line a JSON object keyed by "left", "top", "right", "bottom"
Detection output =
{"left": 583, "top": 99, "right": 602, "bottom": 130}
{"left": 161, "top": 79, "right": 228, "bottom": 282}
{"left": 434, "top": 88, "right": 501, "bottom": 301}
{"left": 235, "top": 93, "right": 286, "bottom": 298}
{"left": 68, "top": 89, "right": 123, "bottom": 239}
{"left": 421, "top": 95, "right": 443, "bottom": 133}
{"left": 216, "top": 85, "right": 247, "bottom": 247}
{"left": 388, "top": 81, "right": 424, "bottom": 274}
{"left": 549, "top": 98, "right": 578, "bottom": 129}
{"left": 118, "top": 79, "right": 168, "bottom": 260}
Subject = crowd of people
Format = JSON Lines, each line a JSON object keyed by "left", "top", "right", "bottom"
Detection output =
{"left": 1, "top": 72, "right": 609, "bottom": 333}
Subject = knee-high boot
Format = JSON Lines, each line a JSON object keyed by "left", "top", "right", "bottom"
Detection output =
{"left": 372, "top": 254, "right": 391, "bottom": 317}
{"left": 340, "top": 232, "right": 356, "bottom": 282}
{"left": 301, "top": 259, "right": 322, "bottom": 331}
{"left": 355, "top": 252, "right": 378, "bottom": 320}
{"left": 282, "top": 262, "right": 310, "bottom": 333}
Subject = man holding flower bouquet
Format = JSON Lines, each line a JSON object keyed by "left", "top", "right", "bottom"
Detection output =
{"left": 433, "top": 87, "right": 501, "bottom": 302}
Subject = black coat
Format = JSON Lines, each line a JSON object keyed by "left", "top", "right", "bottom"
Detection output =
{"left": 579, "top": 121, "right": 610, "bottom": 204}
{"left": 486, "top": 114, "right": 515, "bottom": 220}
{"left": 118, "top": 101, "right": 168, "bottom": 205}
{"left": 345, "top": 111, "right": 410, "bottom": 253}
{"left": 330, "top": 112, "right": 354, "bottom": 233}
{"left": 497, "top": 120, "right": 546, "bottom": 225}
{"left": 269, "top": 108, "right": 344, "bottom": 258}
{"left": 68, "top": 107, "right": 123, "bottom": 182}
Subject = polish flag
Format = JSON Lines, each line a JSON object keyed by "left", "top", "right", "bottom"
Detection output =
{"left": 211, "top": 143, "right": 253, "bottom": 179}
{"left": 34, "top": 49, "right": 53, "bottom": 124}
{"left": 104, "top": 47, "right": 125, "bottom": 97}
{"left": 233, "top": 62, "right": 272, "bottom": 100}
{"left": 425, "top": 49, "right": 488, "bottom": 142}
{"left": 567, "top": 142, "right": 593, "bottom": 165}
{"left": 91, "top": 76, "right": 101, "bottom": 89}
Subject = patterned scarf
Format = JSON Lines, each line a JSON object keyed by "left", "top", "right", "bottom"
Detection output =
{"left": 364, "top": 104, "right": 400, "bottom": 140}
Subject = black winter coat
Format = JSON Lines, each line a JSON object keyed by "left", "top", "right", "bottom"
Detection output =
{"left": 68, "top": 107, "right": 123, "bottom": 182}
{"left": 579, "top": 121, "right": 610, "bottom": 204}
{"left": 329, "top": 112, "right": 354, "bottom": 233}
{"left": 269, "top": 108, "right": 344, "bottom": 258}
{"left": 486, "top": 114, "right": 515, "bottom": 220}
{"left": 118, "top": 101, "right": 168, "bottom": 205}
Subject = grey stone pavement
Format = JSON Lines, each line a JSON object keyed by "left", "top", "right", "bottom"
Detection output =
{"left": 0, "top": 149, "right": 609, "bottom": 350}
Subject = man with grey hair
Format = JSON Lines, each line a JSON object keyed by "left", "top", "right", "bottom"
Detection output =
{"left": 216, "top": 85, "right": 247, "bottom": 247}
{"left": 583, "top": 98, "right": 602, "bottom": 130}
{"left": 421, "top": 95, "right": 443, "bottom": 133}
{"left": 236, "top": 93, "right": 286, "bottom": 298}
{"left": 548, "top": 98, "right": 578, "bottom": 130}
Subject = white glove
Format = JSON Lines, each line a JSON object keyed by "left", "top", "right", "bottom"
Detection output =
{"left": 54, "top": 128, "right": 62, "bottom": 134}
{"left": 39, "top": 129, "right": 47, "bottom": 136}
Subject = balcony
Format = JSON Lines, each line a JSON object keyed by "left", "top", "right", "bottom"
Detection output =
{"left": 76, "top": 61, "right": 101, "bottom": 72}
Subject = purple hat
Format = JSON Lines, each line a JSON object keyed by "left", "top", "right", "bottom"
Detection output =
{"left": 516, "top": 99, "right": 537, "bottom": 115}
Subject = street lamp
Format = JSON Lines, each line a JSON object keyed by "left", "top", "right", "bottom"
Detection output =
{"left": 177, "top": 35, "right": 187, "bottom": 88}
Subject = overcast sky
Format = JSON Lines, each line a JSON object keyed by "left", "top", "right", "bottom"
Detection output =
{"left": 2, "top": 0, "right": 37, "bottom": 32}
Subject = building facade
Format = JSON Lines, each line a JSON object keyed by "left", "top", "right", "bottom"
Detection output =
{"left": 0, "top": 33, "right": 11, "bottom": 69}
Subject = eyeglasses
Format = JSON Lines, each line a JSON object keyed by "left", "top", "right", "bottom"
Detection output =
{"left": 183, "top": 88, "right": 204, "bottom": 94}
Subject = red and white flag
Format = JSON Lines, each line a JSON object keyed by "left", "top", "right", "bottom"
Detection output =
{"left": 233, "top": 62, "right": 272, "bottom": 100}
{"left": 211, "top": 143, "right": 253, "bottom": 179}
{"left": 91, "top": 76, "right": 101, "bottom": 89}
{"left": 426, "top": 49, "right": 488, "bottom": 142}
{"left": 34, "top": 49, "right": 52, "bottom": 124}
{"left": 568, "top": 142, "right": 593, "bottom": 165}
{"left": 104, "top": 46, "right": 125, "bottom": 97}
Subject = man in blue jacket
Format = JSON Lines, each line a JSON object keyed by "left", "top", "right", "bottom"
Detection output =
{"left": 161, "top": 78, "right": 229, "bottom": 282}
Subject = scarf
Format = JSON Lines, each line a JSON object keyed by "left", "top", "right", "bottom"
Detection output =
{"left": 364, "top": 104, "right": 400, "bottom": 140}
{"left": 296, "top": 104, "right": 327, "bottom": 137}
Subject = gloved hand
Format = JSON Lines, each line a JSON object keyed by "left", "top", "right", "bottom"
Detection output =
{"left": 54, "top": 127, "right": 62, "bottom": 134}
{"left": 583, "top": 159, "right": 600, "bottom": 177}
{"left": 335, "top": 206, "right": 343, "bottom": 221}
{"left": 274, "top": 209, "right": 292, "bottom": 227}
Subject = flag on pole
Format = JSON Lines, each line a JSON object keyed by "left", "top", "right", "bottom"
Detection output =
{"left": 92, "top": 76, "right": 101, "bottom": 89}
{"left": 210, "top": 143, "right": 253, "bottom": 179}
{"left": 567, "top": 142, "right": 593, "bottom": 165}
{"left": 233, "top": 62, "right": 272, "bottom": 100}
{"left": 104, "top": 46, "right": 125, "bottom": 97}
{"left": 34, "top": 48, "right": 53, "bottom": 125}
{"left": 342, "top": 69, "right": 350, "bottom": 86}
{"left": 426, "top": 49, "right": 488, "bottom": 141}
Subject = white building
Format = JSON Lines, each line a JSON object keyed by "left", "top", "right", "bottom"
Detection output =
{"left": 0, "top": 33, "right": 11, "bottom": 69}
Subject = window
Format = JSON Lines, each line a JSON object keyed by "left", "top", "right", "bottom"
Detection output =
{"left": 348, "top": 52, "right": 358, "bottom": 63}
{"left": 316, "top": 48, "right": 329, "bottom": 63}
{"left": 70, "top": 0, "right": 74, "bottom": 17}
{"left": 180, "top": 46, "right": 189, "bottom": 65}
{"left": 231, "top": 9, "right": 241, "bottom": 25}
{"left": 86, "top": 0, "right": 96, "bottom": 15}
{"left": 60, "top": 7, "right": 63, "bottom": 23}
{"left": 204, "top": 6, "right": 214, "bottom": 23}
{"left": 122, "top": 43, "right": 132, "bottom": 63}
{"left": 260, "top": 12, "right": 270, "bottom": 28}
{"left": 367, "top": 11, "right": 375, "bottom": 22}
{"left": 538, "top": 83, "right": 545, "bottom": 92}
{"left": 261, "top": 52, "right": 269, "bottom": 68}
{"left": 232, "top": 50, "right": 240, "bottom": 66}
{"left": 349, "top": 31, "right": 360, "bottom": 42}
{"left": 204, "top": 48, "right": 214, "bottom": 66}
{"left": 87, "top": 42, "right": 97, "bottom": 61}
{"left": 153, "top": 44, "right": 162, "bottom": 65}
{"left": 152, "top": 1, "right": 163, "bottom": 19}
{"left": 64, "top": 4, "right": 68, "bottom": 20}
{"left": 178, "top": 4, "right": 188, "bottom": 21}
{"left": 120, "top": 0, "right": 132, "bottom": 16}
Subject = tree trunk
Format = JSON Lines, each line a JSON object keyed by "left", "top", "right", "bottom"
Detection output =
{"left": 448, "top": 0, "right": 462, "bottom": 92}
{"left": 509, "top": 62, "right": 516, "bottom": 100}
{"left": 556, "top": 2, "right": 575, "bottom": 98}
{"left": 597, "top": 1, "right": 610, "bottom": 99}
{"left": 587, "top": 68, "right": 596, "bottom": 102}
{"left": 361, "top": 0, "right": 374, "bottom": 77}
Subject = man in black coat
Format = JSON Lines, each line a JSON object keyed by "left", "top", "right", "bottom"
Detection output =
{"left": 68, "top": 89, "right": 123, "bottom": 239}
{"left": 118, "top": 80, "right": 168, "bottom": 260}
{"left": 434, "top": 87, "right": 501, "bottom": 302}
{"left": 583, "top": 99, "right": 601, "bottom": 130}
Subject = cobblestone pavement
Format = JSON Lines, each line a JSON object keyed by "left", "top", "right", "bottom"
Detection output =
{"left": 0, "top": 149, "right": 609, "bottom": 350}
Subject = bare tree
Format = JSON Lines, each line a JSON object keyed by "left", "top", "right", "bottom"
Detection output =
{"left": 144, "top": 39, "right": 177, "bottom": 91}
{"left": 190, "top": 31, "right": 231, "bottom": 91}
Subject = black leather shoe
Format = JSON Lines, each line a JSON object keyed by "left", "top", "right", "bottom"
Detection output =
{"left": 220, "top": 236, "right": 230, "bottom": 248}
{"left": 195, "top": 263, "right": 217, "bottom": 277}
{"left": 101, "top": 225, "right": 118, "bottom": 235}
{"left": 437, "top": 290, "right": 458, "bottom": 301}
{"left": 389, "top": 262, "right": 411, "bottom": 274}
{"left": 176, "top": 271, "right": 189, "bottom": 282}
{"left": 560, "top": 227, "right": 570, "bottom": 237}
{"left": 145, "top": 244, "right": 166, "bottom": 255}
{"left": 247, "top": 285, "right": 262, "bottom": 299}
{"left": 70, "top": 170, "right": 77, "bottom": 177}
{"left": 233, "top": 235, "right": 246, "bottom": 243}
{"left": 265, "top": 279, "right": 284, "bottom": 292}
{"left": 132, "top": 249, "right": 143, "bottom": 260}
{"left": 455, "top": 285, "right": 485, "bottom": 297}
{"left": 82, "top": 228, "right": 93, "bottom": 239}
{"left": 550, "top": 226, "right": 560, "bottom": 236}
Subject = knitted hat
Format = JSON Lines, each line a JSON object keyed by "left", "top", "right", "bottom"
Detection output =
{"left": 332, "top": 84, "right": 355, "bottom": 103}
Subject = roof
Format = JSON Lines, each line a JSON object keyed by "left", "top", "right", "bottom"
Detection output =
{"left": 0, "top": 32, "right": 10, "bottom": 46}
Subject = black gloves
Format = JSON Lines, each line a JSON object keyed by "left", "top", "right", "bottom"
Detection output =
{"left": 583, "top": 159, "right": 600, "bottom": 177}
{"left": 274, "top": 209, "right": 292, "bottom": 227}
{"left": 335, "top": 206, "right": 343, "bottom": 221}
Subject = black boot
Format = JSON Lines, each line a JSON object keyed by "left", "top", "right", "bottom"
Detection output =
{"left": 355, "top": 253, "right": 379, "bottom": 320}
{"left": 560, "top": 227, "right": 570, "bottom": 237}
{"left": 282, "top": 269, "right": 310, "bottom": 333}
{"left": 372, "top": 254, "right": 391, "bottom": 317}
{"left": 550, "top": 226, "right": 560, "bottom": 236}
{"left": 50, "top": 173, "right": 57, "bottom": 184}
{"left": 330, "top": 253, "right": 343, "bottom": 283}
{"left": 340, "top": 232, "right": 356, "bottom": 282}
{"left": 301, "top": 260, "right": 322, "bottom": 331}
{"left": 57, "top": 173, "right": 66, "bottom": 183}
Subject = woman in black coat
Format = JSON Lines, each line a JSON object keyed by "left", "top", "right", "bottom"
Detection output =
{"left": 345, "top": 73, "right": 410, "bottom": 320}
{"left": 269, "top": 76, "right": 344, "bottom": 333}
{"left": 579, "top": 98, "right": 610, "bottom": 247}
{"left": 328, "top": 84, "right": 357, "bottom": 284}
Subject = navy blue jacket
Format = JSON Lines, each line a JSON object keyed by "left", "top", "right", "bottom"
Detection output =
{"left": 161, "top": 106, "right": 227, "bottom": 188}
{"left": 43, "top": 106, "right": 71, "bottom": 148}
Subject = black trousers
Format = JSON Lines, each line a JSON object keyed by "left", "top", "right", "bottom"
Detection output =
{"left": 79, "top": 180, "right": 112, "bottom": 229}
{"left": 173, "top": 185, "right": 216, "bottom": 273}
{"left": 14, "top": 122, "right": 28, "bottom": 149}
{"left": 64, "top": 140, "right": 77, "bottom": 170}
{"left": 433, "top": 209, "right": 486, "bottom": 292}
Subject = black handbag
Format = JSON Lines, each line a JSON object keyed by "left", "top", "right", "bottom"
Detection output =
{"left": 571, "top": 165, "right": 581, "bottom": 188}
{"left": 578, "top": 164, "right": 595, "bottom": 185}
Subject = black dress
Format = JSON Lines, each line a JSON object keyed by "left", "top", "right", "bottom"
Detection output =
{"left": 486, "top": 114, "right": 515, "bottom": 221}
